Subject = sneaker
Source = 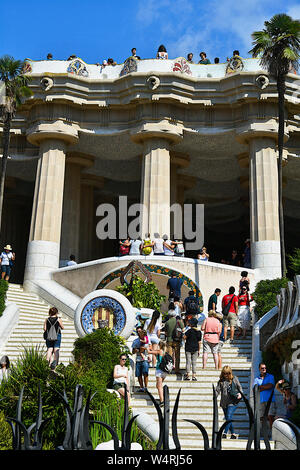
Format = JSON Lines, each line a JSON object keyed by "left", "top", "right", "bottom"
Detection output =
{"left": 183, "top": 374, "right": 190, "bottom": 381}
{"left": 192, "top": 377, "right": 197, "bottom": 381}
{"left": 50, "top": 360, "right": 57, "bottom": 370}
{"left": 222, "top": 433, "right": 227, "bottom": 439}
{"left": 230, "top": 433, "right": 238, "bottom": 439}
{"left": 159, "top": 401, "right": 164, "bottom": 408}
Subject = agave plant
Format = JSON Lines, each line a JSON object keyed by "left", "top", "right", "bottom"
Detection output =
{"left": 6, "top": 385, "right": 52, "bottom": 450}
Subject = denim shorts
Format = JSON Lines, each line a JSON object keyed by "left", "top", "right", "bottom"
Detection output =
{"left": 1, "top": 265, "right": 11, "bottom": 276}
{"left": 135, "top": 360, "right": 149, "bottom": 377}
{"left": 46, "top": 333, "right": 61, "bottom": 349}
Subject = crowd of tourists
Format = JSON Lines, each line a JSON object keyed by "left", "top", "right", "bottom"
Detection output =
{"left": 119, "top": 236, "right": 251, "bottom": 268}
{"left": 45, "top": 47, "right": 242, "bottom": 67}
{"left": 111, "top": 268, "right": 297, "bottom": 439}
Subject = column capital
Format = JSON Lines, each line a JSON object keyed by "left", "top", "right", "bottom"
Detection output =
{"left": 26, "top": 121, "right": 79, "bottom": 146}
{"left": 130, "top": 123, "right": 183, "bottom": 145}
{"left": 235, "top": 122, "right": 289, "bottom": 145}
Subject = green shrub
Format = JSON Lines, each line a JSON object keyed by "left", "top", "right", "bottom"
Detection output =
{"left": 252, "top": 277, "right": 289, "bottom": 320}
{"left": 0, "top": 411, "right": 12, "bottom": 450}
{"left": 0, "top": 280, "right": 8, "bottom": 317}
{"left": 116, "top": 276, "right": 166, "bottom": 311}
{"left": 288, "top": 248, "right": 300, "bottom": 275}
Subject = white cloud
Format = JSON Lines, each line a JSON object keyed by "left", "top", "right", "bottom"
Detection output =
{"left": 286, "top": 5, "right": 300, "bottom": 19}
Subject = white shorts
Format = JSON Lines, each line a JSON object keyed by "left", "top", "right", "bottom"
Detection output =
{"left": 155, "top": 369, "right": 167, "bottom": 379}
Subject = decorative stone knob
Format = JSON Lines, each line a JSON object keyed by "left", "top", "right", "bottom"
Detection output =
{"left": 40, "top": 76, "right": 54, "bottom": 91}
{"left": 256, "top": 75, "right": 269, "bottom": 89}
{"left": 146, "top": 75, "right": 160, "bottom": 90}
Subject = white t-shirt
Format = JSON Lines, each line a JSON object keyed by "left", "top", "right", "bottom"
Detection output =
{"left": 163, "top": 240, "right": 174, "bottom": 256}
{"left": 113, "top": 364, "right": 128, "bottom": 384}
{"left": 144, "top": 319, "right": 161, "bottom": 336}
{"left": 0, "top": 252, "right": 13, "bottom": 266}
{"left": 67, "top": 260, "right": 77, "bottom": 266}
{"left": 130, "top": 240, "right": 142, "bottom": 255}
{"left": 153, "top": 238, "right": 164, "bottom": 254}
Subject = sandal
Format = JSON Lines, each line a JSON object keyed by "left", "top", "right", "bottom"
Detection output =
{"left": 183, "top": 374, "right": 190, "bottom": 381}
{"left": 192, "top": 377, "right": 197, "bottom": 381}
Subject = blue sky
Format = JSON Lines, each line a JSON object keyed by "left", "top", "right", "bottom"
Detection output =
{"left": 1, "top": 0, "right": 300, "bottom": 64}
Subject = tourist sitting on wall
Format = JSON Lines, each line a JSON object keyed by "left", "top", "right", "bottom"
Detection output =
{"left": 275, "top": 380, "right": 297, "bottom": 420}
{"left": 163, "top": 236, "right": 175, "bottom": 256}
{"left": 131, "top": 48, "right": 141, "bottom": 60}
{"left": 67, "top": 54, "right": 77, "bottom": 60}
{"left": 214, "top": 57, "right": 220, "bottom": 63}
{"left": 67, "top": 254, "right": 77, "bottom": 266}
{"left": 173, "top": 239, "right": 185, "bottom": 257}
{"left": 201, "top": 310, "right": 222, "bottom": 369}
{"left": 156, "top": 45, "right": 168, "bottom": 59}
{"left": 129, "top": 237, "right": 142, "bottom": 255}
{"left": 229, "top": 249, "right": 241, "bottom": 266}
{"left": 197, "top": 246, "right": 209, "bottom": 261}
{"left": 47, "top": 53, "right": 53, "bottom": 60}
{"left": 198, "top": 52, "right": 211, "bottom": 64}
{"left": 153, "top": 233, "right": 165, "bottom": 255}
{"left": 119, "top": 238, "right": 131, "bottom": 256}
{"left": 187, "top": 53, "right": 194, "bottom": 63}
{"left": 107, "top": 58, "right": 117, "bottom": 65}
{"left": 113, "top": 354, "right": 131, "bottom": 405}
{"left": 141, "top": 234, "right": 154, "bottom": 255}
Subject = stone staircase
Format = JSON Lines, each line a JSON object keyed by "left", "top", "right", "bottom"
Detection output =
{"left": 1, "top": 283, "right": 78, "bottom": 364}
{"left": 130, "top": 334, "right": 273, "bottom": 450}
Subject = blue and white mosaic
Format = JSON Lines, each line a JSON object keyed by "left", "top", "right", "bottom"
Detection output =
{"left": 81, "top": 296, "right": 126, "bottom": 335}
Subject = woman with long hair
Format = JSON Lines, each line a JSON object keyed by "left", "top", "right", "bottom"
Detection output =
{"left": 148, "top": 340, "right": 168, "bottom": 407}
{"left": 43, "top": 307, "right": 64, "bottom": 370}
{"left": 216, "top": 365, "right": 243, "bottom": 439}
{"left": 144, "top": 310, "right": 161, "bottom": 367}
{"left": 0, "top": 355, "right": 10, "bottom": 382}
{"left": 156, "top": 44, "right": 168, "bottom": 59}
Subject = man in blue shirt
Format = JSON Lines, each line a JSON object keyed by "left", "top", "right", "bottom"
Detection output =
{"left": 253, "top": 363, "right": 276, "bottom": 428}
{"left": 167, "top": 271, "right": 183, "bottom": 300}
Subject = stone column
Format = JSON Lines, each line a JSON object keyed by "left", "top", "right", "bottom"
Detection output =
{"left": 24, "top": 139, "right": 67, "bottom": 285}
{"left": 249, "top": 137, "right": 281, "bottom": 279}
{"left": 140, "top": 138, "right": 171, "bottom": 238}
{"left": 60, "top": 153, "right": 94, "bottom": 266}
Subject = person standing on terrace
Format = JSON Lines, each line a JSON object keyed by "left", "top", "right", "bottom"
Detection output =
{"left": 198, "top": 52, "right": 211, "bottom": 64}
{"left": 187, "top": 53, "right": 194, "bottom": 63}
{"left": 156, "top": 45, "right": 168, "bottom": 59}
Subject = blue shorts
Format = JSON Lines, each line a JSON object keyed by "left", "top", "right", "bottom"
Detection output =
{"left": 46, "top": 333, "right": 61, "bottom": 349}
{"left": 135, "top": 360, "right": 149, "bottom": 377}
{"left": 1, "top": 265, "right": 11, "bottom": 276}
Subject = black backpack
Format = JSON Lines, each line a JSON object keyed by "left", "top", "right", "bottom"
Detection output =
{"left": 46, "top": 318, "right": 59, "bottom": 341}
{"left": 186, "top": 297, "right": 198, "bottom": 315}
{"left": 159, "top": 353, "right": 173, "bottom": 373}
{"left": 222, "top": 295, "right": 235, "bottom": 316}
{"left": 172, "top": 320, "right": 184, "bottom": 342}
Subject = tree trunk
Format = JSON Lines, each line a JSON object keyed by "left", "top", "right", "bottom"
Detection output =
{"left": 277, "top": 73, "right": 286, "bottom": 277}
{"left": 0, "top": 111, "right": 11, "bottom": 233}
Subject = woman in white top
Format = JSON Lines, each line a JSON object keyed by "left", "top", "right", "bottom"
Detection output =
{"left": 198, "top": 246, "right": 210, "bottom": 261}
{"left": 156, "top": 45, "right": 168, "bottom": 59}
{"left": 113, "top": 354, "right": 130, "bottom": 404}
{"left": 144, "top": 310, "right": 161, "bottom": 367}
{"left": 163, "top": 238, "right": 175, "bottom": 256}
{"left": 0, "top": 355, "right": 10, "bottom": 383}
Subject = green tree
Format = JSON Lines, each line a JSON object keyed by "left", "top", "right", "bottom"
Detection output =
{"left": 0, "top": 55, "right": 32, "bottom": 231}
{"left": 249, "top": 14, "right": 300, "bottom": 276}
{"left": 288, "top": 247, "right": 300, "bottom": 275}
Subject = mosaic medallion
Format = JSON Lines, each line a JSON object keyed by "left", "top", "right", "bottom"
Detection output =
{"left": 74, "top": 289, "right": 136, "bottom": 339}
{"left": 67, "top": 58, "right": 89, "bottom": 77}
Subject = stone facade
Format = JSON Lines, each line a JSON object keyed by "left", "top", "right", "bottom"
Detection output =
{"left": 0, "top": 57, "right": 299, "bottom": 285}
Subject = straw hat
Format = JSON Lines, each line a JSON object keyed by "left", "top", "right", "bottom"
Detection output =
{"left": 4, "top": 245, "right": 12, "bottom": 251}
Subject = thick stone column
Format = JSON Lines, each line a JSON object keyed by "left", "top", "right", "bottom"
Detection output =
{"left": 249, "top": 137, "right": 281, "bottom": 279}
{"left": 60, "top": 154, "right": 94, "bottom": 265}
{"left": 140, "top": 138, "right": 171, "bottom": 238}
{"left": 24, "top": 139, "right": 67, "bottom": 284}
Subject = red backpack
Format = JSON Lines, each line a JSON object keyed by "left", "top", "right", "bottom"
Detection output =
{"left": 120, "top": 243, "right": 130, "bottom": 255}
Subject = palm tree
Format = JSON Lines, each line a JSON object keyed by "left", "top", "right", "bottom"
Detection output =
{"left": 0, "top": 55, "right": 32, "bottom": 232}
{"left": 249, "top": 14, "right": 300, "bottom": 277}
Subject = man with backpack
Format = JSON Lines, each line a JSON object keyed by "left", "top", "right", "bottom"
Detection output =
{"left": 221, "top": 286, "right": 238, "bottom": 342}
{"left": 184, "top": 291, "right": 199, "bottom": 321}
{"left": 166, "top": 271, "right": 183, "bottom": 301}
{"left": 164, "top": 310, "right": 184, "bottom": 374}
